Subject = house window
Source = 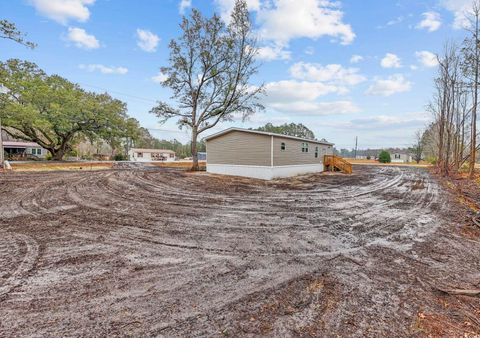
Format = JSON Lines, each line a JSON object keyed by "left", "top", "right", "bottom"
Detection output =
{"left": 301, "top": 142, "right": 309, "bottom": 153}
{"left": 31, "top": 148, "right": 41, "bottom": 155}
{"left": 315, "top": 146, "right": 319, "bottom": 158}
{"left": 395, "top": 154, "right": 401, "bottom": 159}
{"left": 281, "top": 142, "right": 286, "bottom": 151}
{"left": 170, "top": 153, "right": 174, "bottom": 158}
{"left": 137, "top": 152, "right": 143, "bottom": 158}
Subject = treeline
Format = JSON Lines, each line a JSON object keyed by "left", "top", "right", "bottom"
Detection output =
{"left": 252, "top": 123, "right": 316, "bottom": 140}
{"left": 424, "top": 1, "right": 480, "bottom": 177}
{"left": 336, "top": 147, "right": 420, "bottom": 161}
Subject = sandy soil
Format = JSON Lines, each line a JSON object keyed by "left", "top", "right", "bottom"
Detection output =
{"left": 0, "top": 165, "right": 479, "bottom": 337}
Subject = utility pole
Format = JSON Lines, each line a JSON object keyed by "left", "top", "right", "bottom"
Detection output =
{"left": 354, "top": 136, "right": 358, "bottom": 159}
{"left": 0, "top": 118, "right": 4, "bottom": 169}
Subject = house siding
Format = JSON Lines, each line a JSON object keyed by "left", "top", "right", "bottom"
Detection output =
{"left": 206, "top": 131, "right": 271, "bottom": 166}
{"left": 272, "top": 137, "right": 332, "bottom": 166}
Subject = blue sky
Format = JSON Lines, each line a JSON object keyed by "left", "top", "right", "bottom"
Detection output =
{"left": 0, "top": 0, "right": 472, "bottom": 149}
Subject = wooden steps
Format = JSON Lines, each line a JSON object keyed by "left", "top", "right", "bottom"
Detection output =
{"left": 324, "top": 155, "right": 352, "bottom": 174}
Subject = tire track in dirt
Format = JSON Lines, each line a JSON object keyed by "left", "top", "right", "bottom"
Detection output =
{"left": 0, "top": 165, "right": 453, "bottom": 337}
{"left": 0, "top": 232, "right": 39, "bottom": 298}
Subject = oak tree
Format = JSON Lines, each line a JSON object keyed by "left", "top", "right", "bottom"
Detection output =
{"left": 0, "top": 59, "right": 128, "bottom": 160}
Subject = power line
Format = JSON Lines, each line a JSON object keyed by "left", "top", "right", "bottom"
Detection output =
{"left": 78, "top": 82, "right": 159, "bottom": 104}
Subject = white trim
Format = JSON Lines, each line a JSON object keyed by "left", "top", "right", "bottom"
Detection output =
{"left": 207, "top": 163, "right": 324, "bottom": 180}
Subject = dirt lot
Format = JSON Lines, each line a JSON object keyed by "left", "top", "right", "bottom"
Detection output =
{"left": 0, "top": 165, "right": 479, "bottom": 337}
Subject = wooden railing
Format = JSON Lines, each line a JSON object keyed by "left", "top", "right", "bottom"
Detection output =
{"left": 324, "top": 155, "right": 353, "bottom": 174}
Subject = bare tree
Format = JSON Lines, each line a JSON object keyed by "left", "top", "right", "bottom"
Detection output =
{"left": 411, "top": 130, "right": 425, "bottom": 164}
{"left": 462, "top": 0, "right": 480, "bottom": 178}
{"left": 150, "top": 0, "right": 264, "bottom": 170}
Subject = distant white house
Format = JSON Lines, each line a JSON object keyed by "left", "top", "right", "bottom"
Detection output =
{"left": 2, "top": 130, "right": 48, "bottom": 160}
{"left": 391, "top": 152, "right": 413, "bottom": 163}
{"left": 128, "top": 148, "right": 176, "bottom": 162}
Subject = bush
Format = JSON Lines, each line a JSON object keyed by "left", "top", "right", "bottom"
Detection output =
{"left": 378, "top": 150, "right": 391, "bottom": 163}
{"left": 113, "top": 153, "right": 128, "bottom": 161}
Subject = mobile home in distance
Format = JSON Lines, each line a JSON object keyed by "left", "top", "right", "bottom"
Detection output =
{"left": 205, "top": 128, "right": 334, "bottom": 180}
{"left": 128, "top": 148, "right": 176, "bottom": 162}
{"left": 391, "top": 152, "right": 413, "bottom": 163}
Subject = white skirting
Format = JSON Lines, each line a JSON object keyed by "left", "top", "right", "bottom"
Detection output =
{"left": 207, "top": 163, "right": 324, "bottom": 180}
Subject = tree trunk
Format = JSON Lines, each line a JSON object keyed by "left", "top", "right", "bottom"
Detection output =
{"left": 470, "top": 83, "right": 478, "bottom": 178}
{"left": 51, "top": 138, "right": 71, "bottom": 161}
{"left": 51, "top": 148, "right": 66, "bottom": 161}
{"left": 191, "top": 127, "right": 199, "bottom": 171}
{"left": 470, "top": 14, "right": 479, "bottom": 178}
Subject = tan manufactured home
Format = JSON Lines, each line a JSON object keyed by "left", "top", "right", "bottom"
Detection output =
{"left": 204, "top": 128, "right": 334, "bottom": 180}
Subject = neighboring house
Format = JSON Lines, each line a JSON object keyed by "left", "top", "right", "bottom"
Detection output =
{"left": 204, "top": 127, "right": 334, "bottom": 180}
{"left": 391, "top": 152, "right": 413, "bottom": 163}
{"left": 197, "top": 152, "right": 207, "bottom": 161}
{"left": 128, "top": 148, "right": 176, "bottom": 162}
{"left": 3, "top": 141, "right": 47, "bottom": 160}
{"left": 1, "top": 131, "right": 47, "bottom": 160}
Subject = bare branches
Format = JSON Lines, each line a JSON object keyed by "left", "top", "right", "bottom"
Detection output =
{"left": 426, "top": 6, "right": 480, "bottom": 176}
{"left": 0, "top": 20, "right": 36, "bottom": 49}
{"left": 150, "top": 0, "right": 264, "bottom": 169}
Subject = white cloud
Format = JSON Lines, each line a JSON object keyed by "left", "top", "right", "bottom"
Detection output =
{"left": 79, "top": 64, "right": 128, "bottom": 74}
{"left": 350, "top": 54, "right": 364, "bottom": 64}
{"left": 257, "top": 44, "right": 291, "bottom": 60}
{"left": 366, "top": 74, "right": 412, "bottom": 96}
{"left": 328, "top": 113, "right": 429, "bottom": 130}
{"left": 261, "top": 80, "right": 360, "bottom": 115}
{"left": 289, "top": 62, "right": 366, "bottom": 86}
{"left": 239, "top": 111, "right": 292, "bottom": 124}
{"left": 267, "top": 100, "right": 360, "bottom": 115}
{"left": 380, "top": 53, "right": 402, "bottom": 68}
{"left": 66, "top": 27, "right": 99, "bottom": 49}
{"left": 256, "top": 0, "right": 355, "bottom": 46}
{"left": 265, "top": 80, "right": 346, "bottom": 102}
{"left": 152, "top": 72, "right": 168, "bottom": 84}
{"left": 440, "top": 0, "right": 472, "bottom": 29}
{"left": 179, "top": 0, "right": 191, "bottom": 14}
{"left": 416, "top": 11, "right": 442, "bottom": 32}
{"left": 415, "top": 51, "right": 439, "bottom": 67}
{"left": 387, "top": 16, "right": 404, "bottom": 26}
{"left": 214, "top": 0, "right": 261, "bottom": 21}
{"left": 304, "top": 46, "right": 315, "bottom": 55}
{"left": 214, "top": 0, "right": 354, "bottom": 62}
{"left": 136, "top": 29, "right": 160, "bottom": 52}
{"left": 29, "top": 0, "right": 95, "bottom": 24}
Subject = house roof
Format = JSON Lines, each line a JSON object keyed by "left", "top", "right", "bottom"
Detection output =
{"left": 204, "top": 127, "right": 334, "bottom": 146}
{"left": 3, "top": 141, "right": 42, "bottom": 148}
{"left": 131, "top": 148, "right": 175, "bottom": 154}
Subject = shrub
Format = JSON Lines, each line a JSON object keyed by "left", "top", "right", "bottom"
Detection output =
{"left": 113, "top": 153, "right": 128, "bottom": 161}
{"left": 378, "top": 150, "right": 391, "bottom": 163}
